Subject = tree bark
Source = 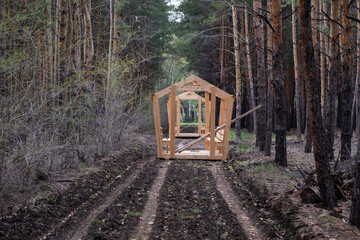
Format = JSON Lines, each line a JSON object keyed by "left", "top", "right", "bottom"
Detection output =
{"left": 272, "top": 0, "right": 287, "bottom": 166}
{"left": 326, "top": 0, "right": 340, "bottom": 161}
{"left": 320, "top": 2, "right": 326, "bottom": 120}
{"left": 292, "top": 0, "right": 302, "bottom": 142}
{"left": 245, "top": 7, "right": 257, "bottom": 133}
{"left": 219, "top": 2, "right": 225, "bottom": 91}
{"left": 340, "top": 0, "right": 353, "bottom": 161}
{"left": 265, "top": 0, "right": 273, "bottom": 156}
{"left": 351, "top": 0, "right": 360, "bottom": 218}
{"left": 232, "top": 5, "right": 242, "bottom": 139}
{"left": 299, "top": 0, "right": 338, "bottom": 208}
{"left": 253, "top": 1, "right": 266, "bottom": 151}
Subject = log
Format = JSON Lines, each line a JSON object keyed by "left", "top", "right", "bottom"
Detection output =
{"left": 300, "top": 187, "right": 322, "bottom": 204}
{"left": 175, "top": 105, "right": 262, "bottom": 153}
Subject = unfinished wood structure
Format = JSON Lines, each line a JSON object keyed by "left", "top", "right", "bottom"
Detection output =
{"left": 173, "top": 91, "right": 205, "bottom": 137}
{"left": 151, "top": 75, "right": 235, "bottom": 161}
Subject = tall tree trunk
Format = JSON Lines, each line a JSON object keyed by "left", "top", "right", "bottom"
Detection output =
{"left": 326, "top": 0, "right": 340, "bottom": 161}
{"left": 340, "top": 0, "right": 353, "bottom": 161}
{"left": 350, "top": 0, "right": 360, "bottom": 219}
{"left": 59, "top": 0, "right": 67, "bottom": 100}
{"left": 219, "top": 3, "right": 225, "bottom": 90}
{"left": 245, "top": 7, "right": 257, "bottom": 133}
{"left": 299, "top": 0, "right": 338, "bottom": 208}
{"left": 106, "top": 0, "right": 113, "bottom": 108}
{"left": 292, "top": 0, "right": 302, "bottom": 141}
{"left": 320, "top": 2, "right": 326, "bottom": 120}
{"left": 272, "top": 0, "right": 287, "bottom": 166}
{"left": 232, "top": 5, "right": 242, "bottom": 139}
{"left": 355, "top": 0, "right": 360, "bottom": 136}
{"left": 253, "top": 1, "right": 266, "bottom": 150}
{"left": 265, "top": 0, "right": 273, "bottom": 156}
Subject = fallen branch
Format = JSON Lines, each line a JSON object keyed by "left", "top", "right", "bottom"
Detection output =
{"left": 175, "top": 105, "right": 262, "bottom": 153}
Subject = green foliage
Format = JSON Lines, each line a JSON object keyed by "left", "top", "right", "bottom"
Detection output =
{"left": 93, "top": 218, "right": 105, "bottom": 225}
{"left": 127, "top": 211, "right": 143, "bottom": 217}
{"left": 236, "top": 144, "right": 250, "bottom": 153}
{"left": 215, "top": 220, "right": 226, "bottom": 226}
{"left": 229, "top": 130, "right": 236, "bottom": 140}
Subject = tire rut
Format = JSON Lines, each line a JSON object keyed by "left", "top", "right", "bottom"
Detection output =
{"left": 208, "top": 163, "right": 265, "bottom": 240}
{"left": 131, "top": 160, "right": 171, "bottom": 240}
{"left": 41, "top": 158, "right": 154, "bottom": 240}
{"left": 151, "top": 160, "right": 247, "bottom": 239}
{"left": 67, "top": 159, "right": 154, "bottom": 240}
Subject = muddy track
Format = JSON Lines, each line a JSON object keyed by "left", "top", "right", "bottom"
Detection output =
{"left": 222, "top": 162, "right": 294, "bottom": 239}
{"left": 1, "top": 141, "right": 298, "bottom": 240}
{"left": 150, "top": 160, "right": 248, "bottom": 240}
{"left": 83, "top": 159, "right": 164, "bottom": 240}
{"left": 0, "top": 148, "right": 149, "bottom": 240}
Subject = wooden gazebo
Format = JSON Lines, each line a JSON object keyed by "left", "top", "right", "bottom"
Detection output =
{"left": 151, "top": 75, "right": 235, "bottom": 161}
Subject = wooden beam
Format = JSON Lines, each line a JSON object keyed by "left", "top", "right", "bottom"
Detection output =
{"left": 222, "top": 97, "right": 235, "bottom": 161}
{"left": 175, "top": 105, "right": 262, "bottom": 153}
{"left": 151, "top": 94, "right": 163, "bottom": 158}
{"left": 176, "top": 91, "right": 205, "bottom": 100}
{"left": 198, "top": 99, "right": 202, "bottom": 135}
{"left": 176, "top": 85, "right": 211, "bottom": 93}
{"left": 176, "top": 98, "right": 181, "bottom": 135}
{"left": 166, "top": 100, "right": 171, "bottom": 137}
{"left": 218, "top": 99, "right": 227, "bottom": 126}
{"left": 210, "top": 87, "right": 216, "bottom": 159}
{"left": 186, "top": 75, "right": 233, "bottom": 100}
{"left": 170, "top": 86, "right": 176, "bottom": 158}
{"left": 205, "top": 91, "right": 210, "bottom": 134}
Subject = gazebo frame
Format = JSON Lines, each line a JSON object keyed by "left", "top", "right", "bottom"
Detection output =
{"left": 151, "top": 75, "right": 235, "bottom": 161}
{"left": 171, "top": 91, "right": 205, "bottom": 138}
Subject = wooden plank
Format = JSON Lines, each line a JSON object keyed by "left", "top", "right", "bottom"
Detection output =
{"left": 187, "top": 75, "right": 233, "bottom": 100}
{"left": 210, "top": 87, "right": 216, "bottom": 159}
{"left": 162, "top": 150, "right": 222, "bottom": 160}
{"left": 170, "top": 86, "right": 176, "bottom": 158}
{"left": 155, "top": 86, "right": 171, "bottom": 98}
{"left": 221, "top": 97, "right": 235, "bottom": 161}
{"left": 151, "top": 94, "right": 163, "bottom": 158}
{"left": 198, "top": 99, "right": 202, "bottom": 135}
{"left": 177, "top": 133, "right": 201, "bottom": 137}
{"left": 176, "top": 85, "right": 211, "bottom": 93}
{"left": 176, "top": 98, "right": 181, "bottom": 135}
{"left": 176, "top": 92, "right": 205, "bottom": 102}
{"left": 218, "top": 99, "right": 227, "bottom": 126}
{"left": 166, "top": 100, "right": 171, "bottom": 138}
{"left": 205, "top": 92, "right": 210, "bottom": 135}
{"left": 175, "top": 105, "right": 261, "bottom": 153}
{"left": 154, "top": 75, "right": 233, "bottom": 101}
{"left": 176, "top": 95, "right": 204, "bottom": 101}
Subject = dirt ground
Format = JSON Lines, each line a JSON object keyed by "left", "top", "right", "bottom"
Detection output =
{"left": 0, "top": 130, "right": 360, "bottom": 239}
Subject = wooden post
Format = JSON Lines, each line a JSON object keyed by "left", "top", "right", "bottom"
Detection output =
{"left": 176, "top": 98, "right": 181, "bottom": 135}
{"left": 198, "top": 99, "right": 202, "bottom": 135}
{"left": 170, "top": 86, "right": 176, "bottom": 158}
{"left": 210, "top": 87, "right": 216, "bottom": 158}
{"left": 166, "top": 100, "right": 171, "bottom": 137}
{"left": 205, "top": 91, "right": 210, "bottom": 134}
{"left": 218, "top": 99, "right": 227, "bottom": 126}
{"left": 222, "top": 97, "right": 235, "bottom": 161}
{"left": 151, "top": 94, "right": 163, "bottom": 158}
